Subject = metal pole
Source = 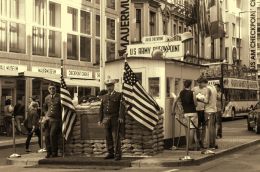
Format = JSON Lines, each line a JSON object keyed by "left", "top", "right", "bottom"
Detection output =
{"left": 100, "top": 0, "right": 106, "bottom": 89}
{"left": 9, "top": 115, "right": 21, "bottom": 158}
{"left": 186, "top": 117, "right": 190, "bottom": 156}
{"left": 238, "top": 12, "right": 241, "bottom": 62}
{"left": 197, "top": 0, "right": 200, "bottom": 64}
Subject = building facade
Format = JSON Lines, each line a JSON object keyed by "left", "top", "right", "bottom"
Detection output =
{"left": 0, "top": 0, "right": 120, "bottom": 114}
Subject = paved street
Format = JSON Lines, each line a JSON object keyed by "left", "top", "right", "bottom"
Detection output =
{"left": 0, "top": 118, "right": 259, "bottom": 171}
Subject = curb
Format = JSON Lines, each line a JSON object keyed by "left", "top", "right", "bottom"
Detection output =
{"left": 0, "top": 138, "right": 37, "bottom": 150}
{"left": 6, "top": 139, "right": 260, "bottom": 168}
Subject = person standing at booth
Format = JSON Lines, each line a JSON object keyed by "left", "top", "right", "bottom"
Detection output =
{"left": 215, "top": 84, "right": 225, "bottom": 139}
{"left": 43, "top": 83, "right": 62, "bottom": 158}
{"left": 98, "top": 79, "right": 123, "bottom": 161}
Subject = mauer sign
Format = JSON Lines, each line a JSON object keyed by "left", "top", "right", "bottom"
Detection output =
{"left": 127, "top": 41, "right": 183, "bottom": 58}
{"left": 249, "top": 0, "right": 257, "bottom": 70}
{"left": 120, "top": 0, "right": 130, "bottom": 52}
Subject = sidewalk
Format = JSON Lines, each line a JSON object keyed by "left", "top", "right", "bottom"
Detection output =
{"left": 6, "top": 119, "right": 260, "bottom": 167}
{"left": 0, "top": 135, "right": 37, "bottom": 149}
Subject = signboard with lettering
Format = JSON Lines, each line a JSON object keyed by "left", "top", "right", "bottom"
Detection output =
{"left": 249, "top": 0, "right": 257, "bottom": 70}
{"left": 32, "top": 66, "right": 61, "bottom": 76}
{"left": 223, "top": 78, "right": 258, "bottom": 90}
{"left": 142, "top": 35, "right": 171, "bottom": 44}
{"left": 0, "top": 63, "right": 27, "bottom": 72}
{"left": 120, "top": 0, "right": 130, "bottom": 52}
{"left": 127, "top": 41, "right": 183, "bottom": 58}
{"left": 67, "top": 69, "right": 93, "bottom": 79}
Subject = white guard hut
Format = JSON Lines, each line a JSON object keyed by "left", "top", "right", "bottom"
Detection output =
{"left": 105, "top": 57, "right": 205, "bottom": 148}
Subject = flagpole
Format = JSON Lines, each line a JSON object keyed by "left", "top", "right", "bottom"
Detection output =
{"left": 61, "top": 58, "right": 65, "bottom": 158}
{"left": 197, "top": 0, "right": 200, "bottom": 64}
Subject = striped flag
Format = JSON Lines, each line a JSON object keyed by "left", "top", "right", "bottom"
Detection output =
{"left": 60, "top": 75, "right": 77, "bottom": 140}
{"left": 122, "top": 61, "right": 160, "bottom": 130}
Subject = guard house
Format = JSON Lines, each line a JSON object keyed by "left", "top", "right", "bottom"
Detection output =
{"left": 105, "top": 56, "right": 205, "bottom": 148}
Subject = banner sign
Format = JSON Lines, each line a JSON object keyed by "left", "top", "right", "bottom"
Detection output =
{"left": 67, "top": 69, "right": 92, "bottom": 79}
{"left": 142, "top": 35, "right": 171, "bottom": 44}
{"left": 223, "top": 78, "right": 258, "bottom": 90}
{"left": 120, "top": 0, "right": 130, "bottom": 52}
{"left": 0, "top": 63, "right": 27, "bottom": 72}
{"left": 127, "top": 41, "right": 183, "bottom": 58}
{"left": 249, "top": 0, "right": 257, "bottom": 70}
{"left": 32, "top": 66, "right": 61, "bottom": 76}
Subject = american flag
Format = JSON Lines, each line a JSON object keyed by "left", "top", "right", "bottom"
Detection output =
{"left": 60, "top": 75, "right": 77, "bottom": 140}
{"left": 122, "top": 62, "right": 160, "bottom": 130}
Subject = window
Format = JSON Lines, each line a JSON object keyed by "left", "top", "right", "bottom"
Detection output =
{"left": 106, "top": 41, "right": 115, "bottom": 61}
{"left": 67, "top": 34, "right": 78, "bottom": 60}
{"left": 49, "top": 30, "right": 61, "bottom": 58}
{"left": 95, "top": 39, "right": 100, "bottom": 63}
{"left": 232, "top": 23, "right": 235, "bottom": 37}
{"left": 236, "top": 0, "right": 241, "bottom": 9}
{"left": 173, "top": 24, "right": 177, "bottom": 35}
{"left": 67, "top": 7, "right": 78, "bottom": 31}
{"left": 107, "top": 18, "right": 115, "bottom": 40}
{"left": 0, "top": 0, "right": 7, "bottom": 17}
{"left": 80, "top": 36, "right": 91, "bottom": 62}
{"left": 95, "top": 0, "right": 100, "bottom": 4}
{"left": 32, "top": 27, "right": 47, "bottom": 56}
{"left": 135, "top": 72, "right": 142, "bottom": 85}
{"left": 149, "top": 77, "right": 160, "bottom": 97}
{"left": 80, "top": 11, "right": 91, "bottom": 34}
{"left": 96, "top": 15, "right": 100, "bottom": 36}
{"left": 149, "top": 11, "right": 156, "bottom": 36}
{"left": 10, "top": 0, "right": 25, "bottom": 20}
{"left": 135, "top": 9, "right": 142, "bottom": 42}
{"left": 34, "top": 0, "right": 45, "bottom": 25}
{"left": 163, "top": 21, "right": 168, "bottom": 35}
{"left": 179, "top": 25, "right": 182, "bottom": 33}
{"left": 9, "top": 22, "right": 26, "bottom": 53}
{"left": 107, "top": 0, "right": 115, "bottom": 10}
{"left": 49, "top": 2, "right": 61, "bottom": 27}
{"left": 0, "top": 20, "right": 7, "bottom": 51}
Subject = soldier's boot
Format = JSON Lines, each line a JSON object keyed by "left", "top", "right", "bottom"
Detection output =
{"left": 104, "top": 154, "right": 114, "bottom": 159}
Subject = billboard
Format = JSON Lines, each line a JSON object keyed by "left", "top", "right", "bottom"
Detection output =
{"left": 120, "top": 0, "right": 130, "bottom": 53}
{"left": 249, "top": 0, "right": 257, "bottom": 70}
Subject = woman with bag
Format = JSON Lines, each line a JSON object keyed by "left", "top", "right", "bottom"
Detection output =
{"left": 3, "top": 99, "right": 14, "bottom": 136}
{"left": 25, "top": 101, "right": 41, "bottom": 152}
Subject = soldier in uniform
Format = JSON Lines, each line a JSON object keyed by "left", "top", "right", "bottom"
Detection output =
{"left": 98, "top": 79, "right": 124, "bottom": 161}
{"left": 43, "top": 83, "right": 62, "bottom": 158}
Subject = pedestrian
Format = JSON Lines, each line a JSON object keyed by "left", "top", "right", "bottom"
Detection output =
{"left": 3, "top": 99, "right": 14, "bottom": 136}
{"left": 25, "top": 101, "right": 41, "bottom": 152}
{"left": 193, "top": 77, "right": 208, "bottom": 148}
{"left": 43, "top": 83, "right": 62, "bottom": 158}
{"left": 179, "top": 80, "right": 198, "bottom": 150}
{"left": 98, "top": 78, "right": 123, "bottom": 161}
{"left": 13, "top": 99, "right": 25, "bottom": 134}
{"left": 202, "top": 83, "right": 218, "bottom": 149}
{"left": 215, "top": 84, "right": 225, "bottom": 139}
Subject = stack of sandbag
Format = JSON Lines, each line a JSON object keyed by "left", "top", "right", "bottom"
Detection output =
{"left": 92, "top": 140, "right": 107, "bottom": 156}
{"left": 131, "top": 121, "right": 144, "bottom": 156}
{"left": 152, "top": 114, "right": 164, "bottom": 153}
{"left": 82, "top": 140, "right": 93, "bottom": 155}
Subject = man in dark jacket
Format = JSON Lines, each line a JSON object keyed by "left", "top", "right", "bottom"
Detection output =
{"left": 98, "top": 78, "right": 124, "bottom": 161}
{"left": 43, "top": 83, "right": 61, "bottom": 158}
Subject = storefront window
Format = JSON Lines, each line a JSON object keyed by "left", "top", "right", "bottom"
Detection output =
{"left": 107, "top": 0, "right": 115, "bottom": 10}
{"left": 95, "top": 39, "right": 100, "bottom": 63}
{"left": 80, "top": 36, "right": 91, "bottom": 62}
{"left": 96, "top": 15, "right": 100, "bottom": 37}
{"left": 0, "top": 0, "right": 7, "bottom": 17}
{"left": 78, "top": 87, "right": 91, "bottom": 101}
{"left": 9, "top": 22, "right": 26, "bottom": 53}
{"left": 0, "top": 20, "right": 7, "bottom": 51}
{"left": 107, "top": 18, "right": 115, "bottom": 40}
{"left": 106, "top": 41, "right": 115, "bottom": 61}
{"left": 32, "top": 27, "right": 47, "bottom": 56}
{"left": 135, "top": 72, "right": 142, "bottom": 85}
{"left": 80, "top": 10, "right": 91, "bottom": 35}
{"left": 10, "top": 0, "right": 25, "bottom": 20}
{"left": 175, "top": 78, "right": 181, "bottom": 96}
{"left": 49, "top": 30, "right": 61, "bottom": 58}
{"left": 34, "top": 0, "right": 45, "bottom": 25}
{"left": 149, "top": 77, "right": 160, "bottom": 97}
{"left": 16, "top": 80, "right": 25, "bottom": 102}
{"left": 49, "top": 2, "right": 61, "bottom": 27}
{"left": 67, "top": 7, "right": 78, "bottom": 32}
{"left": 67, "top": 34, "right": 78, "bottom": 60}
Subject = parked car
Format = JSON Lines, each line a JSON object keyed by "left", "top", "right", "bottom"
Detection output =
{"left": 247, "top": 102, "right": 260, "bottom": 134}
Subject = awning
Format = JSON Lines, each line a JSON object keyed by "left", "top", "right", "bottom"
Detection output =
{"left": 0, "top": 70, "right": 19, "bottom": 77}
{"left": 44, "top": 78, "right": 100, "bottom": 87}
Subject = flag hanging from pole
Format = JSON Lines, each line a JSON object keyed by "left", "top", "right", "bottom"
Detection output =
{"left": 60, "top": 73, "right": 77, "bottom": 140}
{"left": 122, "top": 61, "right": 160, "bottom": 130}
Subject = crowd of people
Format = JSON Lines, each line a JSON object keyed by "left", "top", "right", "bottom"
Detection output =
{"left": 177, "top": 76, "right": 225, "bottom": 151}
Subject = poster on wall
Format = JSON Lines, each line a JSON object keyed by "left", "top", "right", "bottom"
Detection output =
{"left": 249, "top": 0, "right": 257, "bottom": 70}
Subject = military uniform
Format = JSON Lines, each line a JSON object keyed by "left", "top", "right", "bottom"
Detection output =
{"left": 100, "top": 91, "right": 123, "bottom": 158}
{"left": 43, "top": 93, "right": 62, "bottom": 157}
